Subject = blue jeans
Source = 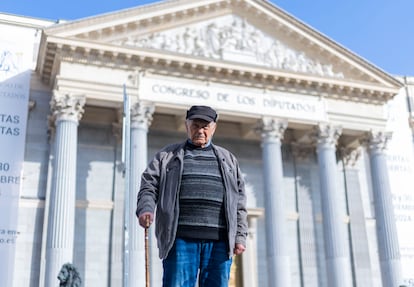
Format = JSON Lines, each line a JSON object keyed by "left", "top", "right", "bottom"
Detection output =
{"left": 162, "top": 238, "right": 232, "bottom": 287}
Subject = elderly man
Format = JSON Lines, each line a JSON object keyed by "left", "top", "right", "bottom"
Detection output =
{"left": 136, "top": 105, "right": 248, "bottom": 287}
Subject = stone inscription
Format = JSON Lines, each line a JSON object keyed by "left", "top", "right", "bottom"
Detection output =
{"left": 0, "top": 229, "right": 19, "bottom": 245}
{"left": 141, "top": 78, "right": 326, "bottom": 122}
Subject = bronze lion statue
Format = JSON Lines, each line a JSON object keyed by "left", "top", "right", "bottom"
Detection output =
{"left": 57, "top": 263, "right": 82, "bottom": 287}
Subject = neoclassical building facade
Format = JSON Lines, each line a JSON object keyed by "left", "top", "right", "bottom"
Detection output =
{"left": 2, "top": 0, "right": 414, "bottom": 287}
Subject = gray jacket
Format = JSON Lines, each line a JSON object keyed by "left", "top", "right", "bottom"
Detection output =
{"left": 136, "top": 141, "right": 248, "bottom": 259}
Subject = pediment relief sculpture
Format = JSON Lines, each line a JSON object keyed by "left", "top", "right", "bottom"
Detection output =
{"left": 112, "top": 15, "right": 344, "bottom": 79}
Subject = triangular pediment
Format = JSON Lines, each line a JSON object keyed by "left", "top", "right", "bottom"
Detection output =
{"left": 110, "top": 14, "right": 345, "bottom": 79}
{"left": 41, "top": 0, "right": 401, "bottom": 92}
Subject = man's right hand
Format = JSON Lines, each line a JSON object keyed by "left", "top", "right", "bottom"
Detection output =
{"left": 138, "top": 212, "right": 154, "bottom": 228}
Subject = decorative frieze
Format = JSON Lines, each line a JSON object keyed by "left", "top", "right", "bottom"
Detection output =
{"left": 115, "top": 15, "right": 344, "bottom": 79}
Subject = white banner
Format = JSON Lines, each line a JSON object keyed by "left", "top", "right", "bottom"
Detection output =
{"left": 0, "top": 32, "right": 32, "bottom": 286}
{"left": 386, "top": 89, "right": 414, "bottom": 286}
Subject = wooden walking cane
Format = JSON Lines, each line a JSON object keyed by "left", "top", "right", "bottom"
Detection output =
{"left": 145, "top": 215, "right": 150, "bottom": 287}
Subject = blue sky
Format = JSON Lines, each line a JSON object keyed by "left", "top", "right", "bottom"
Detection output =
{"left": 1, "top": 0, "right": 413, "bottom": 76}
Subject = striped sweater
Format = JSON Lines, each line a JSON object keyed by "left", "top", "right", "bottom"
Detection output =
{"left": 176, "top": 142, "right": 227, "bottom": 240}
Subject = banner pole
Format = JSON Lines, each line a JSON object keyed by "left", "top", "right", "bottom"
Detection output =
{"left": 122, "top": 84, "right": 131, "bottom": 287}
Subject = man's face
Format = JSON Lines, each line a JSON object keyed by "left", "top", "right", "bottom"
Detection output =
{"left": 185, "top": 119, "right": 216, "bottom": 147}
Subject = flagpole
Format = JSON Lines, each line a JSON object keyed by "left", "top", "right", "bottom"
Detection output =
{"left": 121, "top": 84, "right": 131, "bottom": 287}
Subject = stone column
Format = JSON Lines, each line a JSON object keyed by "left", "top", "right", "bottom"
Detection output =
{"left": 128, "top": 101, "right": 154, "bottom": 287}
{"left": 45, "top": 93, "right": 85, "bottom": 287}
{"left": 314, "top": 124, "right": 352, "bottom": 287}
{"left": 257, "top": 117, "right": 291, "bottom": 287}
{"left": 110, "top": 111, "right": 125, "bottom": 286}
{"left": 291, "top": 144, "right": 319, "bottom": 287}
{"left": 340, "top": 147, "right": 373, "bottom": 287}
{"left": 365, "top": 131, "right": 402, "bottom": 287}
{"left": 241, "top": 208, "right": 264, "bottom": 287}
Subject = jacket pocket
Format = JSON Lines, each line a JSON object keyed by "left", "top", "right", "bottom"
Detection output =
{"left": 158, "top": 159, "right": 180, "bottom": 212}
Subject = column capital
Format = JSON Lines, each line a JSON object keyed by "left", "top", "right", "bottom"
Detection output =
{"left": 339, "top": 147, "right": 361, "bottom": 167}
{"left": 47, "top": 92, "right": 85, "bottom": 140}
{"left": 255, "top": 117, "right": 287, "bottom": 141}
{"left": 130, "top": 101, "right": 155, "bottom": 129}
{"left": 49, "top": 92, "right": 86, "bottom": 124}
{"left": 363, "top": 130, "right": 392, "bottom": 154}
{"left": 313, "top": 123, "right": 342, "bottom": 147}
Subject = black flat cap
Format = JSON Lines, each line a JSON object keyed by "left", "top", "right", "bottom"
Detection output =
{"left": 186, "top": 105, "right": 218, "bottom": 122}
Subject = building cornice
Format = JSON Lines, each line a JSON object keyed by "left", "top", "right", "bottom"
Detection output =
{"left": 38, "top": 35, "right": 400, "bottom": 105}
{"left": 42, "top": 0, "right": 402, "bottom": 90}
